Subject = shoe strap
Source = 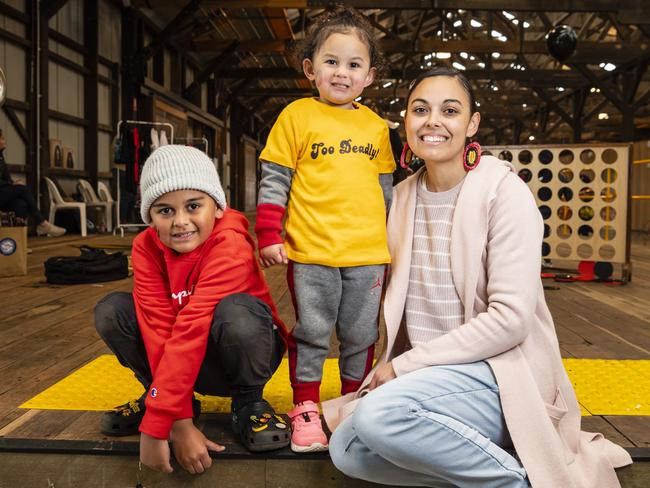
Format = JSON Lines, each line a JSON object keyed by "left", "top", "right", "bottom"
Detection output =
{"left": 236, "top": 400, "right": 274, "bottom": 417}
{"left": 288, "top": 402, "right": 320, "bottom": 419}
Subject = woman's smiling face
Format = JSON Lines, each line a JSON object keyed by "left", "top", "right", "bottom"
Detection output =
{"left": 405, "top": 76, "right": 480, "bottom": 167}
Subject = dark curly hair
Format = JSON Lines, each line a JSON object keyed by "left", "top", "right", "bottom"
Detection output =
{"left": 291, "top": 5, "right": 386, "bottom": 78}
{"left": 406, "top": 67, "right": 478, "bottom": 114}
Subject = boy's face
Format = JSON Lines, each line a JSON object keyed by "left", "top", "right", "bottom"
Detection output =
{"left": 303, "top": 31, "right": 375, "bottom": 110}
{"left": 150, "top": 189, "right": 223, "bottom": 253}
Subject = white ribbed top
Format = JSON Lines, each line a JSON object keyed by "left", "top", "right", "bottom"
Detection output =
{"left": 405, "top": 172, "right": 465, "bottom": 346}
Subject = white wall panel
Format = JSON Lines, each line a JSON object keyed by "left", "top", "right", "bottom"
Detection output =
{"left": 144, "top": 32, "right": 153, "bottom": 79}
{"left": 0, "top": 111, "right": 26, "bottom": 165}
{"left": 49, "top": 0, "right": 84, "bottom": 43}
{"left": 48, "top": 61, "right": 84, "bottom": 117}
{"left": 49, "top": 39, "right": 83, "bottom": 65}
{"left": 99, "top": 0, "right": 121, "bottom": 63}
{"left": 98, "top": 63, "right": 111, "bottom": 78}
{"left": 0, "top": 40, "right": 26, "bottom": 102}
{"left": 0, "top": 15, "right": 25, "bottom": 37}
{"left": 98, "top": 131, "right": 111, "bottom": 173}
{"left": 164, "top": 48, "right": 172, "bottom": 90}
{"left": 4, "top": 0, "right": 25, "bottom": 13}
{"left": 98, "top": 82, "right": 111, "bottom": 126}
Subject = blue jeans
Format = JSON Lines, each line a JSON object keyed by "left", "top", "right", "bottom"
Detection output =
{"left": 329, "top": 361, "right": 529, "bottom": 487}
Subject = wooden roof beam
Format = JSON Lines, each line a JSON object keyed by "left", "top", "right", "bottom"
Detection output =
{"left": 139, "top": 0, "right": 204, "bottom": 64}
{"left": 261, "top": 7, "right": 311, "bottom": 90}
{"left": 183, "top": 41, "right": 239, "bottom": 98}
{"left": 186, "top": 38, "right": 650, "bottom": 64}
{"left": 131, "top": 1, "right": 643, "bottom": 14}
{"left": 217, "top": 67, "right": 589, "bottom": 85}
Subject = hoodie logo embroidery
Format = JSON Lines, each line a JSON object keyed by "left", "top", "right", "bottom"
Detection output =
{"left": 171, "top": 285, "right": 195, "bottom": 306}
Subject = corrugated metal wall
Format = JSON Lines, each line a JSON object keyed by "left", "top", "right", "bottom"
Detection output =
{"left": 0, "top": 0, "right": 27, "bottom": 168}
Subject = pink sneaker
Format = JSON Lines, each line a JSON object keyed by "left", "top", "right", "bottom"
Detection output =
{"left": 287, "top": 401, "right": 329, "bottom": 453}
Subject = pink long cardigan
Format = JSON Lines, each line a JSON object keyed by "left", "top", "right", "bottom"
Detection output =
{"left": 323, "top": 156, "right": 632, "bottom": 488}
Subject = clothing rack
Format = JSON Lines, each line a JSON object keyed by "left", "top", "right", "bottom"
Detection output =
{"left": 176, "top": 136, "right": 209, "bottom": 154}
{"left": 114, "top": 120, "right": 174, "bottom": 237}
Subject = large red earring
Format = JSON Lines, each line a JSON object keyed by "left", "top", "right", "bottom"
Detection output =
{"left": 400, "top": 143, "right": 414, "bottom": 169}
{"left": 463, "top": 141, "right": 481, "bottom": 172}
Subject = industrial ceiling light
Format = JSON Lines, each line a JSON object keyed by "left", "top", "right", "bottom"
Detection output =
{"left": 0, "top": 67, "right": 6, "bottom": 107}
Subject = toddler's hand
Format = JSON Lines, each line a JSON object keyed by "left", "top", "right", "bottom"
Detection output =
{"left": 259, "top": 243, "right": 288, "bottom": 268}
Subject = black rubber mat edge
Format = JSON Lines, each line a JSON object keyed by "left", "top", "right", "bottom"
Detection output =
{"left": 0, "top": 438, "right": 647, "bottom": 462}
{"left": 0, "top": 437, "right": 329, "bottom": 459}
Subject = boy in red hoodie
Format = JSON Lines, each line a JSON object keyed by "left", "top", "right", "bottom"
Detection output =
{"left": 94, "top": 145, "right": 289, "bottom": 474}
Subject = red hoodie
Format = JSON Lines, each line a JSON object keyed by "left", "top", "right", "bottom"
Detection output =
{"left": 132, "top": 209, "right": 286, "bottom": 439}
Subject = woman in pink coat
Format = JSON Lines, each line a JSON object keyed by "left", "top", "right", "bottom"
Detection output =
{"left": 325, "top": 68, "right": 631, "bottom": 487}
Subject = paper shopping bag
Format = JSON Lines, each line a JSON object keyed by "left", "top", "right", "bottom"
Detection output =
{"left": 0, "top": 226, "right": 27, "bottom": 277}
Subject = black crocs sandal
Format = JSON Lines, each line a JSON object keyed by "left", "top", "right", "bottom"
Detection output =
{"left": 231, "top": 400, "right": 290, "bottom": 452}
{"left": 101, "top": 395, "right": 202, "bottom": 437}
{"left": 101, "top": 396, "right": 145, "bottom": 436}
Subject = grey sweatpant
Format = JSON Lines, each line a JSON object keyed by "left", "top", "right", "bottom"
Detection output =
{"left": 287, "top": 261, "right": 385, "bottom": 404}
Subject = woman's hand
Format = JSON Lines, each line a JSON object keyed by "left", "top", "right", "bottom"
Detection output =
{"left": 369, "top": 361, "right": 397, "bottom": 390}
{"left": 170, "top": 418, "right": 225, "bottom": 474}
{"left": 140, "top": 432, "right": 173, "bottom": 473}
{"left": 259, "top": 243, "right": 288, "bottom": 268}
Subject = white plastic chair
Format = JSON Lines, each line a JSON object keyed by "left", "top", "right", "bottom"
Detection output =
{"left": 77, "top": 179, "right": 112, "bottom": 233}
{"left": 44, "top": 176, "right": 87, "bottom": 237}
{"left": 97, "top": 181, "right": 116, "bottom": 227}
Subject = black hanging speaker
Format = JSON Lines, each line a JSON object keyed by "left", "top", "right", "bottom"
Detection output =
{"left": 546, "top": 25, "right": 578, "bottom": 62}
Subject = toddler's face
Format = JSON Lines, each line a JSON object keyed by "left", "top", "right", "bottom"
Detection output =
{"left": 303, "top": 31, "right": 375, "bottom": 109}
{"left": 150, "top": 189, "right": 223, "bottom": 253}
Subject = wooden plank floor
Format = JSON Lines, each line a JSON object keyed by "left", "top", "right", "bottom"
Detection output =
{"left": 0, "top": 227, "right": 648, "bottom": 453}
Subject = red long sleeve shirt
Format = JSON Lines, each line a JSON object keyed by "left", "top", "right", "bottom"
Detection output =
{"left": 132, "top": 209, "right": 286, "bottom": 439}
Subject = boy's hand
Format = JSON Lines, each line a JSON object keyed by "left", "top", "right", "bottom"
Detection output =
{"left": 259, "top": 243, "right": 288, "bottom": 268}
{"left": 170, "top": 418, "right": 225, "bottom": 474}
{"left": 140, "top": 432, "right": 174, "bottom": 473}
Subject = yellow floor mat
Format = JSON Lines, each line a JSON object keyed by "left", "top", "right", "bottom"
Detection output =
{"left": 20, "top": 355, "right": 341, "bottom": 414}
{"left": 563, "top": 358, "right": 650, "bottom": 415}
{"left": 20, "top": 356, "right": 649, "bottom": 416}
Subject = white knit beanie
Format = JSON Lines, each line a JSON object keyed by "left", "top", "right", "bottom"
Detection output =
{"left": 139, "top": 145, "right": 227, "bottom": 224}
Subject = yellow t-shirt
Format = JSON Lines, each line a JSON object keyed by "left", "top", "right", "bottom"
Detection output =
{"left": 260, "top": 98, "right": 395, "bottom": 267}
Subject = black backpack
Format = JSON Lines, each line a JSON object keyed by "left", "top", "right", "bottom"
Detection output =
{"left": 44, "top": 246, "right": 129, "bottom": 284}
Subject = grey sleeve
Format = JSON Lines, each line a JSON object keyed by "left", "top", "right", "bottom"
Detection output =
{"left": 258, "top": 161, "right": 294, "bottom": 207}
{"left": 379, "top": 173, "right": 393, "bottom": 214}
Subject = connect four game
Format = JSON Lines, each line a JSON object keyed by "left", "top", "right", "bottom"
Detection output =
{"left": 483, "top": 144, "right": 631, "bottom": 279}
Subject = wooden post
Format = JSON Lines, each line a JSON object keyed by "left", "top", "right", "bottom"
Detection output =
{"left": 84, "top": 0, "right": 99, "bottom": 187}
